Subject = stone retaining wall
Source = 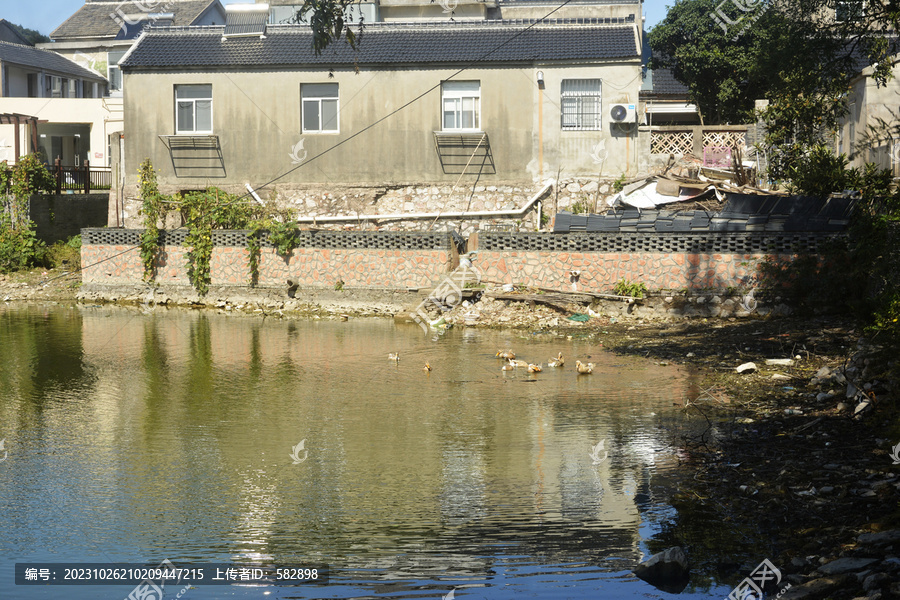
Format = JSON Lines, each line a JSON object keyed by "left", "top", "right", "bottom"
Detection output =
{"left": 82, "top": 228, "right": 843, "bottom": 301}
{"left": 81, "top": 229, "right": 456, "bottom": 290}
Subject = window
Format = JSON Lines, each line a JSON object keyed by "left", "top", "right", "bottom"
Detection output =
{"left": 301, "top": 83, "right": 339, "bottom": 133}
{"left": 175, "top": 84, "right": 213, "bottom": 134}
{"left": 442, "top": 81, "right": 481, "bottom": 131}
{"left": 108, "top": 51, "right": 127, "bottom": 93}
{"left": 561, "top": 79, "right": 602, "bottom": 130}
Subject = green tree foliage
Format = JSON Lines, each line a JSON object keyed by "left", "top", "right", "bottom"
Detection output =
{"left": 648, "top": 0, "right": 894, "bottom": 148}
{"left": 294, "top": 0, "right": 363, "bottom": 54}
{"left": 8, "top": 22, "right": 51, "bottom": 45}
{"left": 0, "top": 156, "right": 54, "bottom": 273}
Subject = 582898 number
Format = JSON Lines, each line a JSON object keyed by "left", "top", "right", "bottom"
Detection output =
{"left": 276, "top": 568, "right": 318, "bottom": 580}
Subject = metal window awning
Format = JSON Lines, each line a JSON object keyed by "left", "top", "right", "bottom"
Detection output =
{"left": 158, "top": 135, "right": 226, "bottom": 178}
{"left": 433, "top": 131, "right": 496, "bottom": 175}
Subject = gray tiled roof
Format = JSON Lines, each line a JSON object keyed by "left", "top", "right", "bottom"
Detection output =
{"left": 0, "top": 40, "right": 107, "bottom": 81}
{"left": 51, "top": 0, "right": 222, "bottom": 40}
{"left": 650, "top": 68, "right": 688, "bottom": 96}
{"left": 121, "top": 22, "right": 640, "bottom": 68}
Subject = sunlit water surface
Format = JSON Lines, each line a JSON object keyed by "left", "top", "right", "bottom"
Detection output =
{"left": 0, "top": 303, "right": 732, "bottom": 599}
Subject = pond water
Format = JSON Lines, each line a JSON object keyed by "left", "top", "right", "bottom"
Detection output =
{"left": 0, "top": 304, "right": 732, "bottom": 599}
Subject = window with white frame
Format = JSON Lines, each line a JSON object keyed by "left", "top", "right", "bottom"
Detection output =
{"left": 442, "top": 81, "right": 481, "bottom": 131}
{"left": 108, "top": 51, "right": 127, "bottom": 93}
{"left": 175, "top": 84, "right": 213, "bottom": 134}
{"left": 561, "top": 79, "right": 602, "bottom": 130}
{"left": 301, "top": 83, "right": 339, "bottom": 133}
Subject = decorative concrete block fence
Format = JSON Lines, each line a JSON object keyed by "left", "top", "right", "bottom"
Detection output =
{"left": 81, "top": 229, "right": 457, "bottom": 290}
{"left": 82, "top": 227, "right": 842, "bottom": 296}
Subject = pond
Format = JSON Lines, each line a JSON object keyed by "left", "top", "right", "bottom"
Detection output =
{"left": 0, "top": 303, "right": 733, "bottom": 599}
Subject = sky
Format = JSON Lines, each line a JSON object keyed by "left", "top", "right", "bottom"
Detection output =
{"left": 6, "top": 0, "right": 672, "bottom": 36}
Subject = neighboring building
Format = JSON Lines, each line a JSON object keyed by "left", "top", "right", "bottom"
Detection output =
{"left": 46, "top": 0, "right": 225, "bottom": 97}
{"left": 116, "top": 18, "right": 642, "bottom": 224}
{"left": 0, "top": 40, "right": 108, "bottom": 164}
{"left": 0, "top": 20, "right": 34, "bottom": 46}
{"left": 639, "top": 68, "right": 699, "bottom": 126}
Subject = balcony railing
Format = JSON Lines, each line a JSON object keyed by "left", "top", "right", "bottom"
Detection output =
{"left": 52, "top": 159, "right": 111, "bottom": 194}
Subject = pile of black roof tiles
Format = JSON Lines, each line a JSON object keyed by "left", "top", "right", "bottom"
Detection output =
{"left": 553, "top": 194, "right": 857, "bottom": 234}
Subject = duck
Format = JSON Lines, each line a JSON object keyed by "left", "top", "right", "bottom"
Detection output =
{"left": 423, "top": 362, "right": 432, "bottom": 372}
{"left": 548, "top": 352, "right": 565, "bottom": 367}
{"left": 527, "top": 363, "right": 543, "bottom": 373}
{"left": 575, "top": 360, "right": 594, "bottom": 374}
{"left": 388, "top": 352, "right": 400, "bottom": 362}
{"left": 501, "top": 363, "right": 516, "bottom": 371}
{"left": 509, "top": 358, "right": 529, "bottom": 368}
{"left": 496, "top": 350, "right": 516, "bottom": 360}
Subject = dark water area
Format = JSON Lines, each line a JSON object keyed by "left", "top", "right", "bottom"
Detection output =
{"left": 0, "top": 304, "right": 733, "bottom": 599}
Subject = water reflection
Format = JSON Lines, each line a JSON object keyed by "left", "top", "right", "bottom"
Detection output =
{"left": 0, "top": 304, "right": 729, "bottom": 598}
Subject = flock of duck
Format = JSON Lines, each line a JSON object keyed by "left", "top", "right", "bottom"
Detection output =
{"left": 496, "top": 350, "right": 594, "bottom": 374}
{"left": 387, "top": 351, "right": 595, "bottom": 374}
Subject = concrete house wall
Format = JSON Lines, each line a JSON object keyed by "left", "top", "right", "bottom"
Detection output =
{"left": 123, "top": 61, "right": 641, "bottom": 186}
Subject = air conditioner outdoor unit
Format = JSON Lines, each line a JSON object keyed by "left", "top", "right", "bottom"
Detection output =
{"left": 610, "top": 103, "right": 637, "bottom": 123}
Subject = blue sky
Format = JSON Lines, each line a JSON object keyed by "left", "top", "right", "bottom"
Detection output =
{"left": 8, "top": 0, "right": 671, "bottom": 36}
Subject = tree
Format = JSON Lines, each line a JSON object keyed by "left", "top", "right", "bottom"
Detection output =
{"left": 294, "top": 0, "right": 364, "bottom": 54}
{"left": 8, "top": 22, "right": 50, "bottom": 45}
{"left": 649, "top": 0, "right": 895, "bottom": 149}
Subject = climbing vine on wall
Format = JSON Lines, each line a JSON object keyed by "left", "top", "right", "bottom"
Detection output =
{"left": 138, "top": 159, "right": 168, "bottom": 282}
{"left": 137, "top": 162, "right": 301, "bottom": 294}
{"left": 0, "top": 155, "right": 54, "bottom": 273}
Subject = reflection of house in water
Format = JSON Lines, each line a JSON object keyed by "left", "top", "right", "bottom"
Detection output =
{"left": 76, "top": 308, "right": 693, "bottom": 580}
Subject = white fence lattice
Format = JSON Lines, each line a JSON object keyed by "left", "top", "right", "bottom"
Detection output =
{"left": 650, "top": 130, "right": 693, "bottom": 155}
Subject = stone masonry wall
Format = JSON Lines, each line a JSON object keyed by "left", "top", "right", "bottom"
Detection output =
{"left": 113, "top": 178, "right": 622, "bottom": 234}
{"left": 473, "top": 249, "right": 769, "bottom": 293}
{"left": 82, "top": 244, "right": 453, "bottom": 290}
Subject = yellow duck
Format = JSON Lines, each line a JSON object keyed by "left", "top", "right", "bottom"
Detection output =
{"left": 575, "top": 360, "right": 594, "bottom": 374}
{"left": 548, "top": 352, "right": 564, "bottom": 367}
{"left": 496, "top": 350, "right": 516, "bottom": 360}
